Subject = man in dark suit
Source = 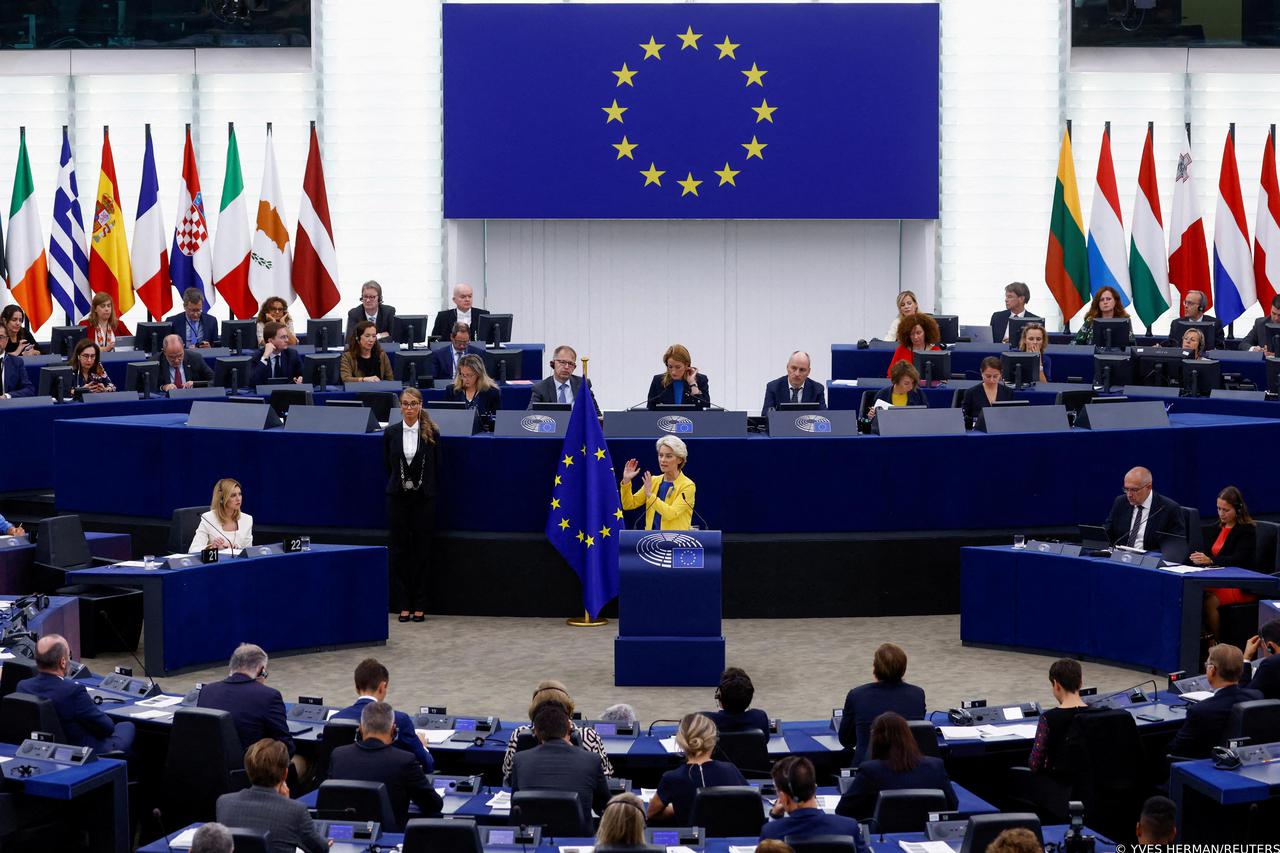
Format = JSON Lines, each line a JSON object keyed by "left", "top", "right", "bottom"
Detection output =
{"left": 0, "top": 328, "right": 35, "bottom": 398}
{"left": 330, "top": 658, "right": 433, "bottom": 772}
{"left": 346, "top": 280, "right": 397, "bottom": 341}
{"left": 432, "top": 322, "right": 485, "bottom": 380}
{"left": 1239, "top": 295, "right": 1280, "bottom": 352}
{"left": 197, "top": 643, "right": 295, "bottom": 756}
{"left": 1169, "top": 290, "right": 1225, "bottom": 350}
{"left": 16, "top": 635, "right": 135, "bottom": 756}
{"left": 838, "top": 643, "right": 925, "bottom": 765}
{"left": 250, "top": 322, "right": 304, "bottom": 385}
{"left": 328, "top": 701, "right": 442, "bottom": 831}
{"left": 702, "top": 666, "right": 771, "bottom": 734}
{"left": 528, "top": 345, "right": 598, "bottom": 412}
{"left": 430, "top": 283, "right": 489, "bottom": 341}
{"left": 1103, "top": 466, "right": 1187, "bottom": 550}
{"left": 761, "top": 351, "right": 826, "bottom": 415}
{"left": 167, "top": 287, "right": 220, "bottom": 348}
{"left": 989, "top": 281, "right": 1040, "bottom": 344}
{"left": 216, "top": 739, "right": 327, "bottom": 853}
{"left": 158, "top": 334, "right": 214, "bottom": 391}
{"left": 1245, "top": 620, "right": 1280, "bottom": 699}
{"left": 509, "top": 703, "right": 610, "bottom": 835}
{"left": 761, "top": 757, "right": 868, "bottom": 851}
{"left": 1167, "top": 644, "right": 1262, "bottom": 759}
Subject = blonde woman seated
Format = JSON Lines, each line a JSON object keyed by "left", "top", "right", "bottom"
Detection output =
{"left": 884, "top": 290, "right": 919, "bottom": 342}
{"left": 500, "top": 680, "right": 613, "bottom": 782}
{"left": 596, "top": 793, "right": 648, "bottom": 849}
{"left": 340, "top": 321, "right": 394, "bottom": 382}
{"left": 1018, "top": 322, "right": 1052, "bottom": 384}
{"left": 1181, "top": 327, "right": 1206, "bottom": 361}
{"left": 445, "top": 353, "right": 502, "bottom": 416}
{"left": 621, "top": 435, "right": 695, "bottom": 530}
{"left": 190, "top": 478, "right": 254, "bottom": 552}
{"left": 647, "top": 713, "right": 747, "bottom": 825}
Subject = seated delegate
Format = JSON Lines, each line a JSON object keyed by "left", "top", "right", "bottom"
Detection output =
{"left": 868, "top": 361, "right": 927, "bottom": 421}
{"left": 702, "top": 666, "right": 770, "bottom": 734}
{"left": 254, "top": 296, "right": 297, "bottom": 347}
{"left": 1018, "top": 322, "right": 1051, "bottom": 383}
{"left": 529, "top": 345, "right": 599, "bottom": 412}
{"left": 1072, "top": 286, "right": 1135, "bottom": 347}
{"left": 838, "top": 643, "right": 925, "bottom": 765}
{"left": 761, "top": 756, "right": 867, "bottom": 849}
{"left": 620, "top": 435, "right": 695, "bottom": 531}
{"left": 80, "top": 291, "right": 129, "bottom": 351}
{"left": 1245, "top": 620, "right": 1280, "bottom": 700}
{"left": 16, "top": 634, "right": 136, "bottom": 757}
{"left": 648, "top": 713, "right": 748, "bottom": 825}
{"left": 346, "top": 280, "right": 397, "bottom": 340}
{"left": 1240, "top": 295, "right": 1280, "bottom": 353}
{"left": 888, "top": 313, "right": 941, "bottom": 377}
{"left": 433, "top": 322, "right": 485, "bottom": 380}
{"left": 332, "top": 658, "right": 434, "bottom": 773}
{"left": 67, "top": 339, "right": 115, "bottom": 395}
{"left": 1194, "top": 486, "right": 1258, "bottom": 638}
{"left": 215, "top": 739, "right": 326, "bottom": 853}
{"left": 961, "top": 356, "right": 1014, "bottom": 424}
{"left": 501, "top": 680, "right": 613, "bottom": 782}
{"left": 190, "top": 478, "right": 254, "bottom": 552}
{"left": 883, "top": 290, "right": 918, "bottom": 342}
{"left": 340, "top": 320, "right": 395, "bottom": 382}
{"left": 198, "top": 643, "right": 295, "bottom": 756}
{"left": 1181, "top": 327, "right": 1205, "bottom": 361}
{"left": 168, "top": 287, "right": 220, "bottom": 348}
{"left": 990, "top": 281, "right": 1040, "bottom": 344}
{"left": 647, "top": 343, "right": 710, "bottom": 409}
{"left": 598, "top": 793, "right": 648, "bottom": 847}
{"left": 0, "top": 510, "right": 24, "bottom": 536}
{"left": 509, "top": 703, "right": 611, "bottom": 836}
{"left": 160, "top": 333, "right": 214, "bottom": 391}
{"left": 445, "top": 353, "right": 502, "bottom": 415}
{"left": 1169, "top": 289, "right": 1225, "bottom": 350}
{"left": 1166, "top": 643, "right": 1261, "bottom": 759}
{"left": 327, "top": 700, "right": 442, "bottom": 831}
{"left": 0, "top": 327, "right": 36, "bottom": 398}
{"left": 761, "top": 350, "right": 826, "bottom": 414}
{"left": 1102, "top": 466, "right": 1186, "bottom": 550}
{"left": 1, "top": 305, "right": 39, "bottom": 356}
{"left": 834, "top": 711, "right": 957, "bottom": 820}
{"left": 251, "top": 321, "right": 304, "bottom": 385}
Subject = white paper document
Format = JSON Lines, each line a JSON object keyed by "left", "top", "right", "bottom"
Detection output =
{"left": 1181, "top": 691, "right": 1215, "bottom": 702}
{"left": 134, "top": 709, "right": 175, "bottom": 721}
{"left": 936, "top": 726, "right": 982, "bottom": 740}
{"left": 898, "top": 841, "right": 957, "bottom": 853}
{"left": 417, "top": 728, "right": 456, "bottom": 744}
{"left": 815, "top": 794, "right": 842, "bottom": 812}
{"left": 729, "top": 846, "right": 759, "bottom": 853}
{"left": 640, "top": 788, "right": 658, "bottom": 802}
{"left": 136, "top": 695, "right": 183, "bottom": 708}
{"left": 659, "top": 736, "right": 682, "bottom": 754}
{"left": 169, "top": 827, "right": 199, "bottom": 848}
{"left": 486, "top": 790, "right": 512, "bottom": 809}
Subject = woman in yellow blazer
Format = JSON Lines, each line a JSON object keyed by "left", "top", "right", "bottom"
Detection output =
{"left": 621, "top": 435, "right": 696, "bottom": 530}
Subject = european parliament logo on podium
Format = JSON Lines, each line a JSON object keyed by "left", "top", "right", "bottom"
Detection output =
{"left": 635, "top": 531, "right": 704, "bottom": 568}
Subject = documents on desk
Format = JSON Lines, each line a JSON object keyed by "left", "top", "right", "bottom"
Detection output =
{"left": 134, "top": 709, "right": 175, "bottom": 721}
{"left": 660, "top": 736, "right": 682, "bottom": 754}
{"left": 815, "top": 794, "right": 842, "bottom": 813}
{"left": 899, "top": 842, "right": 956, "bottom": 853}
{"left": 1160, "top": 564, "right": 1212, "bottom": 574}
{"left": 169, "top": 827, "right": 199, "bottom": 848}
{"left": 1181, "top": 691, "right": 1215, "bottom": 702}
{"left": 417, "top": 727, "right": 455, "bottom": 744}
{"left": 486, "top": 790, "right": 512, "bottom": 811}
{"left": 729, "top": 847, "right": 759, "bottom": 853}
{"left": 136, "top": 695, "right": 183, "bottom": 708}
{"left": 938, "top": 723, "right": 1039, "bottom": 741}
{"left": 640, "top": 787, "right": 657, "bottom": 802}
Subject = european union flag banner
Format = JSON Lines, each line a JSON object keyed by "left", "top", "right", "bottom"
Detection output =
{"left": 443, "top": 4, "right": 938, "bottom": 219}
{"left": 545, "top": 389, "right": 624, "bottom": 619}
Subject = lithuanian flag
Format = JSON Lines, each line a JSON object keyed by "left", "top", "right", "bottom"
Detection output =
{"left": 88, "top": 127, "right": 134, "bottom": 316}
{"left": 1046, "top": 127, "right": 1089, "bottom": 322}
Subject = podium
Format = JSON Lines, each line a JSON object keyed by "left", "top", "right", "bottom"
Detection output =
{"left": 614, "top": 529, "right": 725, "bottom": 686}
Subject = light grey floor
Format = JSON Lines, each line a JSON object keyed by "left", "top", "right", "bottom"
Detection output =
{"left": 90, "top": 615, "right": 1154, "bottom": 724}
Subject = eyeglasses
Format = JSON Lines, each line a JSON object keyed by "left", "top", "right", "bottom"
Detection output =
{"left": 552, "top": 359, "right": 577, "bottom": 368}
{"left": 1122, "top": 485, "right": 1150, "bottom": 494}
{"left": 401, "top": 401, "right": 422, "bottom": 409}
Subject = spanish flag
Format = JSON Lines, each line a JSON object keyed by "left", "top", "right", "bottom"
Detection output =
{"left": 88, "top": 127, "right": 133, "bottom": 316}
{"left": 1045, "top": 126, "right": 1089, "bottom": 322}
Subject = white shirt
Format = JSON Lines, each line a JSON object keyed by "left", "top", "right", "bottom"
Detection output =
{"left": 1002, "top": 311, "right": 1026, "bottom": 343}
{"left": 1128, "top": 492, "right": 1154, "bottom": 550}
{"left": 402, "top": 421, "right": 420, "bottom": 460}
{"left": 189, "top": 510, "right": 254, "bottom": 552}
{"left": 457, "top": 309, "right": 473, "bottom": 328}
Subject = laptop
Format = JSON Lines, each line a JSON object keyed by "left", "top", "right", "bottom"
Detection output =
{"left": 1078, "top": 524, "right": 1111, "bottom": 551}
{"left": 960, "top": 325, "right": 993, "bottom": 343}
{"left": 1156, "top": 531, "right": 1191, "bottom": 566}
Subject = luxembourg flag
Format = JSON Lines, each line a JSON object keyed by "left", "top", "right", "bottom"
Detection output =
{"left": 1213, "top": 126, "right": 1257, "bottom": 327}
{"left": 1087, "top": 124, "right": 1132, "bottom": 306}
{"left": 170, "top": 126, "right": 215, "bottom": 310}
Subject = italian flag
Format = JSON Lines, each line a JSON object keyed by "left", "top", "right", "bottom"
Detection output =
{"left": 1045, "top": 127, "right": 1089, "bottom": 323}
{"left": 1128, "top": 124, "right": 1170, "bottom": 329}
{"left": 7, "top": 129, "right": 52, "bottom": 331}
{"left": 212, "top": 123, "right": 256, "bottom": 319}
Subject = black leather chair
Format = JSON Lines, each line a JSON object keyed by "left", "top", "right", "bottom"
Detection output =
{"left": 167, "top": 505, "right": 210, "bottom": 554}
{"left": 714, "top": 729, "right": 770, "bottom": 776}
{"left": 515, "top": 729, "right": 580, "bottom": 753}
{"left": 1063, "top": 709, "right": 1146, "bottom": 841}
{"left": 314, "top": 779, "right": 397, "bottom": 828}
{"left": 871, "top": 788, "right": 948, "bottom": 834}
{"left": 0, "top": 659, "right": 36, "bottom": 700}
{"left": 1225, "top": 699, "right": 1280, "bottom": 746}
{"left": 960, "top": 814, "right": 1042, "bottom": 853}
{"left": 32, "top": 515, "right": 98, "bottom": 592}
{"left": 228, "top": 828, "right": 270, "bottom": 853}
{"left": 786, "top": 834, "right": 862, "bottom": 853}
{"left": 312, "top": 718, "right": 360, "bottom": 784}
{"left": 510, "top": 790, "right": 588, "bottom": 837}
{"left": 689, "top": 786, "right": 766, "bottom": 837}
{"left": 0, "top": 693, "right": 66, "bottom": 745}
{"left": 1182, "top": 506, "right": 1205, "bottom": 552}
{"left": 908, "top": 720, "right": 941, "bottom": 758}
{"left": 858, "top": 390, "right": 876, "bottom": 421}
{"left": 1216, "top": 520, "right": 1280, "bottom": 650}
{"left": 402, "top": 817, "right": 484, "bottom": 853}
{"left": 160, "top": 707, "right": 247, "bottom": 829}
{"left": 1257, "top": 520, "right": 1280, "bottom": 573}
{"left": 357, "top": 391, "right": 400, "bottom": 422}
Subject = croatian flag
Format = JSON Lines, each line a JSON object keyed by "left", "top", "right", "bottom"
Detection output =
{"left": 1213, "top": 127, "right": 1257, "bottom": 326}
{"left": 170, "top": 127, "right": 215, "bottom": 310}
{"left": 1086, "top": 124, "right": 1132, "bottom": 306}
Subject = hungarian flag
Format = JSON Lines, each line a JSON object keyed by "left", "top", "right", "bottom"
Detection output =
{"left": 248, "top": 127, "right": 294, "bottom": 308}
{"left": 49, "top": 128, "right": 92, "bottom": 324}
{"left": 1254, "top": 129, "right": 1280, "bottom": 312}
{"left": 212, "top": 123, "right": 256, "bottom": 319}
{"left": 1128, "top": 125, "right": 1170, "bottom": 329}
{"left": 88, "top": 128, "right": 134, "bottom": 317}
{"left": 1212, "top": 126, "right": 1256, "bottom": 327}
{"left": 1169, "top": 127, "right": 1212, "bottom": 314}
{"left": 293, "top": 125, "right": 340, "bottom": 318}
{"left": 1045, "top": 127, "right": 1089, "bottom": 322}
{"left": 171, "top": 126, "right": 215, "bottom": 310}
{"left": 7, "top": 129, "right": 52, "bottom": 331}
{"left": 132, "top": 126, "right": 171, "bottom": 320}
{"left": 1086, "top": 124, "right": 1132, "bottom": 306}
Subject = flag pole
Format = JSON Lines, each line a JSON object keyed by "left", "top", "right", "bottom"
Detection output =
{"left": 1063, "top": 120, "right": 1072, "bottom": 334}
{"left": 144, "top": 123, "right": 154, "bottom": 322}
{"left": 1144, "top": 120, "right": 1153, "bottom": 337}
{"left": 62, "top": 124, "right": 71, "bottom": 326}
{"left": 567, "top": 357, "right": 609, "bottom": 628}
{"left": 1228, "top": 122, "right": 1236, "bottom": 340}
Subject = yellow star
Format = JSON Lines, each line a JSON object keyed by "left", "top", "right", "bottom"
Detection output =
{"left": 594, "top": 448, "right": 607, "bottom": 460}
{"left": 599, "top": 525, "right": 612, "bottom": 538}
{"left": 563, "top": 455, "right": 575, "bottom": 466}
{"left": 714, "top": 36, "right": 740, "bottom": 59}
{"left": 612, "top": 136, "right": 637, "bottom": 160}
{"left": 551, "top": 497, "right": 561, "bottom": 509}
{"left": 676, "top": 26, "right": 702, "bottom": 50}
{"left": 742, "top": 62, "right": 767, "bottom": 87}
{"left": 614, "top": 509, "right": 625, "bottom": 521}
{"left": 742, "top": 136, "right": 767, "bottom": 160}
{"left": 554, "top": 475, "right": 562, "bottom": 486}
{"left": 752, "top": 98, "right": 777, "bottom": 124}
{"left": 613, "top": 62, "right": 637, "bottom": 87}
{"left": 714, "top": 162, "right": 740, "bottom": 186}
{"left": 639, "top": 36, "right": 665, "bottom": 60}
{"left": 577, "top": 530, "right": 585, "bottom": 542}
{"left": 585, "top": 535, "right": 596, "bottom": 548}
{"left": 640, "top": 162, "right": 665, "bottom": 187}
{"left": 602, "top": 100, "right": 627, "bottom": 124}
{"left": 677, "top": 172, "right": 703, "bottom": 197}
{"left": 559, "top": 518, "right": 571, "bottom": 530}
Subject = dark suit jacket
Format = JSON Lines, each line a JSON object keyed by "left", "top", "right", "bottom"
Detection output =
{"left": 1103, "top": 492, "right": 1187, "bottom": 550}
{"left": 331, "top": 697, "right": 434, "bottom": 772}
{"left": 215, "top": 786, "right": 327, "bottom": 853}
{"left": 646, "top": 373, "right": 710, "bottom": 410}
{"left": 1239, "top": 316, "right": 1277, "bottom": 351}
{"left": 197, "top": 673, "right": 295, "bottom": 756}
{"left": 328, "top": 738, "right": 442, "bottom": 831}
{"left": 760, "top": 807, "right": 868, "bottom": 851}
{"left": 509, "top": 739, "right": 610, "bottom": 834}
{"left": 1167, "top": 683, "right": 1263, "bottom": 758}
{"left": 15, "top": 671, "right": 119, "bottom": 751}
{"left": 445, "top": 385, "right": 502, "bottom": 416}
{"left": 761, "top": 377, "right": 827, "bottom": 415}
{"left": 431, "top": 308, "right": 490, "bottom": 341}
{"left": 961, "top": 382, "right": 1015, "bottom": 423}
{"left": 432, "top": 344, "right": 486, "bottom": 380}
{"left": 167, "top": 311, "right": 220, "bottom": 347}
{"left": 346, "top": 304, "right": 397, "bottom": 338}
{"left": 250, "top": 346, "right": 304, "bottom": 385}
{"left": 702, "top": 708, "right": 771, "bottom": 735}
{"left": 1248, "top": 654, "right": 1280, "bottom": 700}
{"left": 529, "top": 375, "right": 598, "bottom": 413}
{"left": 159, "top": 351, "right": 214, "bottom": 387}
{"left": 1, "top": 354, "right": 34, "bottom": 398}
{"left": 1204, "top": 522, "right": 1257, "bottom": 569}
{"left": 1170, "top": 315, "right": 1225, "bottom": 350}
{"left": 837, "top": 680, "right": 927, "bottom": 765}
{"left": 834, "top": 756, "right": 958, "bottom": 820}
{"left": 382, "top": 421, "right": 443, "bottom": 499}
{"left": 990, "top": 309, "right": 1042, "bottom": 344}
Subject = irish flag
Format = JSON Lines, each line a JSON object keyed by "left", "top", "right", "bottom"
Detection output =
{"left": 1086, "top": 124, "right": 1131, "bottom": 306}
{"left": 212, "top": 123, "right": 256, "bottom": 319}
{"left": 1045, "top": 127, "right": 1089, "bottom": 322}
{"left": 7, "top": 129, "right": 52, "bottom": 331}
{"left": 88, "top": 127, "right": 133, "bottom": 316}
{"left": 1128, "top": 124, "right": 1170, "bottom": 329}
{"left": 1254, "top": 128, "right": 1280, "bottom": 312}
{"left": 1213, "top": 126, "right": 1256, "bottom": 327}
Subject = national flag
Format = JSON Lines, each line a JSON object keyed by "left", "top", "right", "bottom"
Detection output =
{"left": 171, "top": 126, "right": 215, "bottom": 311}
{"left": 545, "top": 389, "right": 623, "bottom": 620}
{"left": 1254, "top": 129, "right": 1280, "bottom": 312}
{"left": 1086, "top": 124, "right": 1132, "bottom": 306}
{"left": 7, "top": 130, "right": 52, "bottom": 331}
{"left": 131, "top": 126, "right": 171, "bottom": 320}
{"left": 212, "top": 123, "right": 256, "bottom": 319}
{"left": 248, "top": 128, "right": 294, "bottom": 308}
{"left": 1128, "top": 125, "right": 1170, "bottom": 329}
{"left": 49, "top": 128, "right": 91, "bottom": 323}
{"left": 1212, "top": 127, "right": 1257, "bottom": 327}
{"left": 1045, "top": 127, "right": 1090, "bottom": 321}
{"left": 1169, "top": 127, "right": 1212, "bottom": 314}
{"left": 88, "top": 128, "right": 134, "bottom": 316}
{"left": 293, "top": 125, "right": 340, "bottom": 317}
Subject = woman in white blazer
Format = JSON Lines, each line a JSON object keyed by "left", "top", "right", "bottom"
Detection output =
{"left": 189, "top": 478, "right": 255, "bottom": 552}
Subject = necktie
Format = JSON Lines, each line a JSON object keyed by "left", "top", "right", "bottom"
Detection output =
{"left": 454, "top": 350, "right": 461, "bottom": 376}
{"left": 1128, "top": 505, "right": 1144, "bottom": 547}
{"left": 271, "top": 356, "right": 279, "bottom": 378}
{"left": 174, "top": 364, "right": 184, "bottom": 387}
{"left": 558, "top": 382, "right": 568, "bottom": 404}
{"left": 790, "top": 386, "right": 800, "bottom": 404}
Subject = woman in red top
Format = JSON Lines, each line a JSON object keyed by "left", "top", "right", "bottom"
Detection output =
{"left": 1195, "top": 486, "right": 1258, "bottom": 638}
{"left": 888, "top": 313, "right": 941, "bottom": 378}
{"left": 79, "top": 292, "right": 130, "bottom": 351}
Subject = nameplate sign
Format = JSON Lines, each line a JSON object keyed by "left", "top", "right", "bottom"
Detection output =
{"left": 242, "top": 544, "right": 286, "bottom": 557}
{"left": 495, "top": 410, "right": 570, "bottom": 437}
{"left": 167, "top": 386, "right": 228, "bottom": 400}
{"left": 344, "top": 380, "right": 404, "bottom": 393}
{"left": 1109, "top": 550, "right": 1161, "bottom": 568}
{"left": 767, "top": 410, "right": 859, "bottom": 437}
{"left": 79, "top": 390, "right": 140, "bottom": 404}
{"left": 604, "top": 410, "right": 747, "bottom": 438}
{"left": 0, "top": 536, "right": 30, "bottom": 548}
{"left": 0, "top": 397, "right": 52, "bottom": 409}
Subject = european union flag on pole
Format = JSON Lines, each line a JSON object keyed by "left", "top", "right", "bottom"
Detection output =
{"left": 545, "top": 388, "right": 624, "bottom": 620}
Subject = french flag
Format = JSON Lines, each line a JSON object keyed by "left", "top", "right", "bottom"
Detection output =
{"left": 1213, "top": 125, "right": 1257, "bottom": 326}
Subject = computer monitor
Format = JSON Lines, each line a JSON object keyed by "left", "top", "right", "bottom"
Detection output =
{"left": 931, "top": 314, "right": 960, "bottom": 344}
{"left": 1091, "top": 317, "right": 1132, "bottom": 351}
{"left": 302, "top": 353, "right": 342, "bottom": 389}
{"left": 1267, "top": 356, "right": 1280, "bottom": 396}
{"left": 999, "top": 351, "right": 1040, "bottom": 388}
{"left": 776, "top": 401, "right": 821, "bottom": 411}
{"left": 482, "top": 348, "right": 522, "bottom": 382}
{"left": 213, "top": 355, "right": 254, "bottom": 390}
{"left": 475, "top": 313, "right": 514, "bottom": 347}
{"left": 48, "top": 325, "right": 86, "bottom": 358}
{"left": 393, "top": 315, "right": 429, "bottom": 349}
{"left": 1054, "top": 388, "right": 1094, "bottom": 418}
{"left": 1266, "top": 322, "right": 1280, "bottom": 355}
{"left": 532, "top": 402, "right": 571, "bottom": 411}
{"left": 124, "top": 360, "right": 163, "bottom": 397}
{"left": 426, "top": 400, "right": 467, "bottom": 411}
{"left": 133, "top": 321, "right": 172, "bottom": 356}
{"left": 1006, "top": 316, "right": 1043, "bottom": 349}
{"left": 307, "top": 318, "right": 343, "bottom": 353}
{"left": 1134, "top": 347, "right": 1189, "bottom": 387}
{"left": 221, "top": 319, "right": 258, "bottom": 354}
{"left": 394, "top": 351, "right": 434, "bottom": 387}
{"left": 1092, "top": 353, "right": 1132, "bottom": 392}
{"left": 356, "top": 391, "right": 400, "bottom": 422}
{"left": 1170, "top": 318, "right": 1218, "bottom": 352}
{"left": 266, "top": 387, "right": 313, "bottom": 418}
{"left": 1181, "top": 358, "right": 1221, "bottom": 398}
{"left": 38, "top": 366, "right": 73, "bottom": 399}
{"left": 912, "top": 349, "right": 951, "bottom": 385}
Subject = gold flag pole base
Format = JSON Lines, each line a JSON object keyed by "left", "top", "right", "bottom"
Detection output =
{"left": 567, "top": 610, "right": 608, "bottom": 627}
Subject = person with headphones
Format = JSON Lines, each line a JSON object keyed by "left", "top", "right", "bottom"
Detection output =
{"left": 1245, "top": 619, "right": 1280, "bottom": 700}
{"left": 501, "top": 680, "right": 613, "bottom": 783}
{"left": 703, "top": 667, "right": 771, "bottom": 734}
{"left": 1194, "top": 486, "right": 1258, "bottom": 639}
{"left": 596, "top": 792, "right": 647, "bottom": 847}
{"left": 762, "top": 756, "right": 867, "bottom": 849}
{"left": 528, "top": 345, "right": 600, "bottom": 413}
{"left": 189, "top": 478, "right": 254, "bottom": 552}
{"left": 648, "top": 713, "right": 747, "bottom": 825}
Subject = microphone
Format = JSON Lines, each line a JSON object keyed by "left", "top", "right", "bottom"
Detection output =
{"left": 142, "top": 371, "right": 152, "bottom": 400}
{"left": 317, "top": 364, "right": 328, "bottom": 391}
{"left": 626, "top": 388, "right": 667, "bottom": 411}
{"left": 52, "top": 375, "right": 64, "bottom": 404}
{"left": 232, "top": 327, "right": 242, "bottom": 354}
{"left": 679, "top": 492, "right": 711, "bottom": 530}
{"left": 646, "top": 718, "right": 682, "bottom": 736}
{"left": 230, "top": 367, "right": 240, "bottom": 393}
{"left": 407, "top": 361, "right": 417, "bottom": 389}
{"left": 153, "top": 808, "right": 174, "bottom": 853}
{"left": 406, "top": 324, "right": 416, "bottom": 352}
{"left": 317, "top": 326, "right": 328, "bottom": 353}
{"left": 100, "top": 611, "right": 161, "bottom": 696}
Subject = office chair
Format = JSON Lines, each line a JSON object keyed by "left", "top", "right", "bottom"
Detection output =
{"left": 870, "top": 788, "right": 948, "bottom": 834}
{"left": 908, "top": 720, "right": 941, "bottom": 757}
{"left": 959, "top": 814, "right": 1042, "bottom": 853}
{"left": 402, "top": 818, "right": 483, "bottom": 853}
{"left": 0, "top": 659, "right": 36, "bottom": 700}
{"left": 786, "top": 834, "right": 863, "bottom": 853}
{"left": 161, "top": 708, "right": 247, "bottom": 828}
{"left": 689, "top": 786, "right": 766, "bottom": 837}
{"left": 509, "top": 790, "right": 588, "bottom": 837}
{"left": 1225, "top": 699, "right": 1280, "bottom": 747}
{"left": 314, "top": 780, "right": 398, "bottom": 830}
{"left": 714, "top": 729, "right": 771, "bottom": 777}
{"left": 167, "top": 506, "right": 210, "bottom": 554}
{"left": 312, "top": 718, "right": 360, "bottom": 784}
{"left": 228, "top": 828, "right": 271, "bottom": 853}
{"left": 0, "top": 693, "right": 67, "bottom": 745}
